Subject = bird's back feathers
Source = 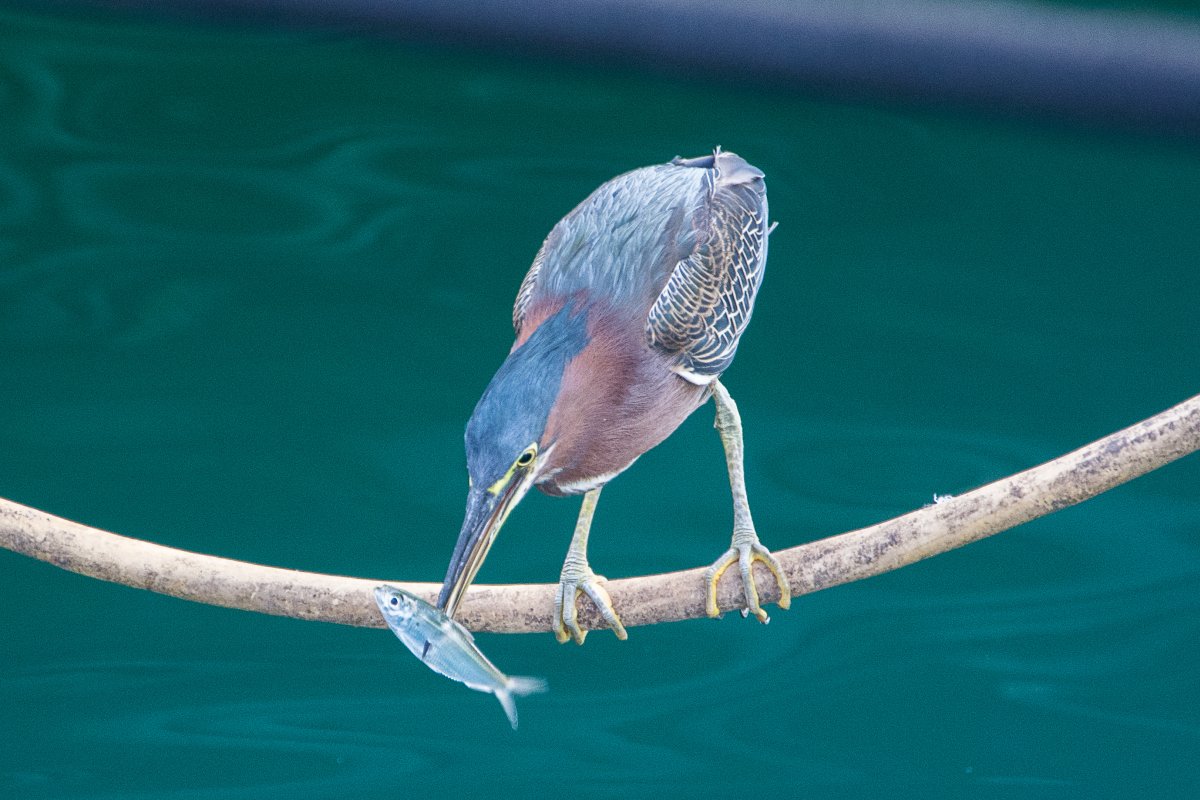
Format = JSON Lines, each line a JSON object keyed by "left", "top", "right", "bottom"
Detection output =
{"left": 513, "top": 149, "right": 769, "bottom": 384}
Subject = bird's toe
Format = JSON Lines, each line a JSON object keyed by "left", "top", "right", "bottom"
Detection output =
{"left": 553, "top": 571, "right": 626, "bottom": 645}
{"left": 704, "top": 533, "right": 791, "bottom": 622}
{"left": 553, "top": 581, "right": 584, "bottom": 644}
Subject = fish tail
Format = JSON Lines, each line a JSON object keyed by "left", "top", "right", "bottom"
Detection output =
{"left": 496, "top": 675, "right": 548, "bottom": 731}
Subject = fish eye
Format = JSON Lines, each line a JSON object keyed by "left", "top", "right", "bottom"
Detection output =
{"left": 389, "top": 597, "right": 399, "bottom": 606}
{"left": 515, "top": 445, "right": 537, "bottom": 468}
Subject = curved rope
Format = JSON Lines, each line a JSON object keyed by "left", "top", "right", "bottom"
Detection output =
{"left": 3, "top": 393, "right": 1198, "bottom": 634}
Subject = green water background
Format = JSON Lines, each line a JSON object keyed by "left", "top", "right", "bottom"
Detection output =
{"left": 2, "top": 5, "right": 1199, "bottom": 798}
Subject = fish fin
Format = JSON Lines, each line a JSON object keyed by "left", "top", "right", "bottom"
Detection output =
{"left": 495, "top": 676, "right": 548, "bottom": 731}
{"left": 496, "top": 689, "right": 519, "bottom": 730}
{"left": 508, "top": 676, "right": 549, "bottom": 697}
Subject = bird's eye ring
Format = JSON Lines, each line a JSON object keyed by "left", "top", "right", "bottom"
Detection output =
{"left": 516, "top": 447, "right": 536, "bottom": 468}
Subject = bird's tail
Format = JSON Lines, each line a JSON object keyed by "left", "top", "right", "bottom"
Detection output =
{"left": 496, "top": 675, "right": 548, "bottom": 730}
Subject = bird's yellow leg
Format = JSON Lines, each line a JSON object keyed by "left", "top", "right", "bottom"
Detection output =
{"left": 553, "top": 487, "right": 628, "bottom": 645}
{"left": 704, "top": 380, "right": 792, "bottom": 622}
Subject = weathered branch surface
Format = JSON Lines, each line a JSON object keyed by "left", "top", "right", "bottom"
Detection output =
{"left": 2, "top": 393, "right": 1198, "bottom": 634}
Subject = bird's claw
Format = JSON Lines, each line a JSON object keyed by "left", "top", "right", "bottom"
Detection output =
{"left": 704, "top": 533, "right": 791, "bottom": 622}
{"left": 553, "top": 571, "right": 628, "bottom": 645}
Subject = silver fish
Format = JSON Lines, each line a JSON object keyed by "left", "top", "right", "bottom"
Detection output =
{"left": 373, "top": 585, "right": 547, "bottom": 729}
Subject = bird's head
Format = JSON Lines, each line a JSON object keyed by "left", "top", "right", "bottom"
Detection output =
{"left": 437, "top": 302, "right": 589, "bottom": 617}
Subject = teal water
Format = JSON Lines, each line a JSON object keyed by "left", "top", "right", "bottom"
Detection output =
{"left": 2, "top": 5, "right": 1200, "bottom": 798}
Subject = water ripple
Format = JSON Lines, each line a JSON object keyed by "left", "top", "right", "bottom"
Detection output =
{"left": 57, "top": 162, "right": 348, "bottom": 246}
{"left": 759, "top": 419, "right": 1045, "bottom": 519}
{"left": 0, "top": 53, "right": 70, "bottom": 148}
{"left": 0, "top": 245, "right": 231, "bottom": 347}
{"left": 0, "top": 160, "right": 37, "bottom": 226}
{"left": 1002, "top": 680, "right": 1200, "bottom": 738}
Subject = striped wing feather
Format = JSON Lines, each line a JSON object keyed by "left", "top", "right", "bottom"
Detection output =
{"left": 645, "top": 155, "right": 769, "bottom": 381}
{"left": 513, "top": 237, "right": 548, "bottom": 333}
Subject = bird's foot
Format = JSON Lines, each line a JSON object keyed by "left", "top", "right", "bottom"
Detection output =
{"left": 704, "top": 528, "right": 791, "bottom": 622}
{"left": 553, "top": 568, "right": 628, "bottom": 645}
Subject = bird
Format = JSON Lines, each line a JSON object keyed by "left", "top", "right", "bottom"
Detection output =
{"left": 436, "top": 148, "right": 790, "bottom": 644}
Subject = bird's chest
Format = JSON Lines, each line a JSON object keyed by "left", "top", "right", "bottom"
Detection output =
{"left": 537, "top": 466, "right": 626, "bottom": 497}
{"left": 537, "top": 414, "right": 644, "bottom": 496}
{"left": 536, "top": 371, "right": 709, "bottom": 497}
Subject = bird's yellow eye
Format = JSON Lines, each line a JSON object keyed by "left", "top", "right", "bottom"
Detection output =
{"left": 516, "top": 446, "right": 537, "bottom": 468}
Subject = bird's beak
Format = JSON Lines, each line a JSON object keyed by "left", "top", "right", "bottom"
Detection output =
{"left": 437, "top": 476, "right": 530, "bottom": 618}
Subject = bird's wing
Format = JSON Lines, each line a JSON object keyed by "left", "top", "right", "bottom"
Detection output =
{"left": 512, "top": 237, "right": 547, "bottom": 333}
{"left": 511, "top": 164, "right": 697, "bottom": 335}
{"left": 645, "top": 151, "right": 770, "bottom": 383}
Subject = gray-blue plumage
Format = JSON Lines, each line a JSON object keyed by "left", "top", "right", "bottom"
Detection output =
{"left": 515, "top": 148, "right": 769, "bottom": 381}
{"left": 466, "top": 301, "right": 589, "bottom": 490}
{"left": 515, "top": 164, "right": 708, "bottom": 313}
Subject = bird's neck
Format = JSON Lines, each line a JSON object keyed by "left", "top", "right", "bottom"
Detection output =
{"left": 466, "top": 301, "right": 590, "bottom": 478}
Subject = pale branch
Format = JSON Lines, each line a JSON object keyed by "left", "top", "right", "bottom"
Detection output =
{"left": 2, "top": 393, "right": 1198, "bottom": 634}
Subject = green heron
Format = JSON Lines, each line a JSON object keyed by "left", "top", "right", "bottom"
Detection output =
{"left": 437, "top": 148, "right": 790, "bottom": 644}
